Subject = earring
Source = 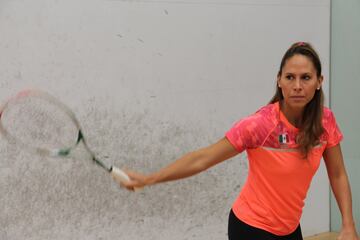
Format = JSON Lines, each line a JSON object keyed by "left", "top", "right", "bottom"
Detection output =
{"left": 278, "top": 85, "right": 281, "bottom": 88}
{"left": 317, "top": 87, "right": 320, "bottom": 90}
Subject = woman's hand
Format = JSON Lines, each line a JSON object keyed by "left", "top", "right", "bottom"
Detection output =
{"left": 117, "top": 169, "right": 151, "bottom": 191}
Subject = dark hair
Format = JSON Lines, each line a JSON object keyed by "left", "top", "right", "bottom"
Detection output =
{"left": 269, "top": 42, "right": 324, "bottom": 158}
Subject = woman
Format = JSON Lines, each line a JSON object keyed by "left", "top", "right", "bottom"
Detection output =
{"left": 118, "top": 42, "right": 359, "bottom": 240}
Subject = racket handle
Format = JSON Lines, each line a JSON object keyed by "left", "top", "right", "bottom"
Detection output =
{"left": 110, "top": 166, "right": 142, "bottom": 191}
{"left": 110, "top": 166, "right": 130, "bottom": 182}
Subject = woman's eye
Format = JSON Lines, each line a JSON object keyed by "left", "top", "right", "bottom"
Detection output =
{"left": 286, "top": 75, "right": 293, "bottom": 80}
{"left": 303, "top": 75, "right": 311, "bottom": 80}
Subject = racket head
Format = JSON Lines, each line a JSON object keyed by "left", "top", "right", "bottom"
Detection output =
{"left": 0, "top": 89, "right": 82, "bottom": 157}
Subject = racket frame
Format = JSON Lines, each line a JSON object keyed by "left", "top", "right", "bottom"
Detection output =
{"left": 0, "top": 90, "right": 131, "bottom": 183}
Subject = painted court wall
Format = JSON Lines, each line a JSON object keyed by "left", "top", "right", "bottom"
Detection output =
{"left": 0, "top": 0, "right": 331, "bottom": 239}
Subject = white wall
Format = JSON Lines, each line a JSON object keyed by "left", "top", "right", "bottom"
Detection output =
{"left": 0, "top": 0, "right": 330, "bottom": 239}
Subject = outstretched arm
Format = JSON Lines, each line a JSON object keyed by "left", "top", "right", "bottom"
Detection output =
{"left": 119, "top": 137, "right": 238, "bottom": 190}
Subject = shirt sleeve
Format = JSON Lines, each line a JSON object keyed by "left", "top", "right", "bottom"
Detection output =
{"left": 225, "top": 110, "right": 273, "bottom": 153}
{"left": 324, "top": 110, "right": 343, "bottom": 148}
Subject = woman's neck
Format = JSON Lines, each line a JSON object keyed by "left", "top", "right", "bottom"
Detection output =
{"left": 280, "top": 101, "right": 304, "bottom": 128}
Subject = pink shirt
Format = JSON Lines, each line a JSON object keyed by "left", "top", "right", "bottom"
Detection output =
{"left": 225, "top": 102, "right": 343, "bottom": 235}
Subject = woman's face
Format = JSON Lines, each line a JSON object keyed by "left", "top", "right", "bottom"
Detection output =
{"left": 277, "top": 54, "right": 323, "bottom": 110}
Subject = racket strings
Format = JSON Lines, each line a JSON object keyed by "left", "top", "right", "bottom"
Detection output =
{"left": 0, "top": 96, "right": 79, "bottom": 151}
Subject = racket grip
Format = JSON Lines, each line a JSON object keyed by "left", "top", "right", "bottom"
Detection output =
{"left": 110, "top": 166, "right": 142, "bottom": 191}
{"left": 110, "top": 166, "right": 130, "bottom": 182}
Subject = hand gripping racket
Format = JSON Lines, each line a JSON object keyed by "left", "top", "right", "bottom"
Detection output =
{"left": 0, "top": 89, "right": 133, "bottom": 188}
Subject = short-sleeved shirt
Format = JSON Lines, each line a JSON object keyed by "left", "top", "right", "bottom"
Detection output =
{"left": 225, "top": 102, "right": 343, "bottom": 236}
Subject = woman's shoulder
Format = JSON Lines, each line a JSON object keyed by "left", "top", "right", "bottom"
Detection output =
{"left": 238, "top": 102, "right": 279, "bottom": 128}
{"left": 253, "top": 102, "right": 278, "bottom": 122}
{"left": 232, "top": 103, "right": 277, "bottom": 129}
{"left": 322, "top": 106, "right": 334, "bottom": 117}
{"left": 255, "top": 102, "right": 278, "bottom": 115}
{"left": 322, "top": 106, "right": 341, "bottom": 134}
{"left": 322, "top": 106, "right": 336, "bottom": 125}
{"left": 321, "top": 106, "right": 343, "bottom": 144}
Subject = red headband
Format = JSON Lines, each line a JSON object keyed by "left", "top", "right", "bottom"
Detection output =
{"left": 297, "top": 42, "right": 305, "bottom": 46}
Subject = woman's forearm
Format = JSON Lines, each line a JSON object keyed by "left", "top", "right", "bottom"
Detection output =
{"left": 329, "top": 172, "right": 356, "bottom": 229}
{"left": 145, "top": 149, "right": 209, "bottom": 185}
{"left": 121, "top": 138, "right": 238, "bottom": 190}
{"left": 144, "top": 138, "right": 238, "bottom": 186}
{"left": 324, "top": 145, "right": 357, "bottom": 231}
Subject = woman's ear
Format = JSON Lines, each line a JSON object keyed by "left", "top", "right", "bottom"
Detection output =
{"left": 277, "top": 75, "right": 281, "bottom": 88}
{"left": 317, "top": 75, "right": 324, "bottom": 89}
